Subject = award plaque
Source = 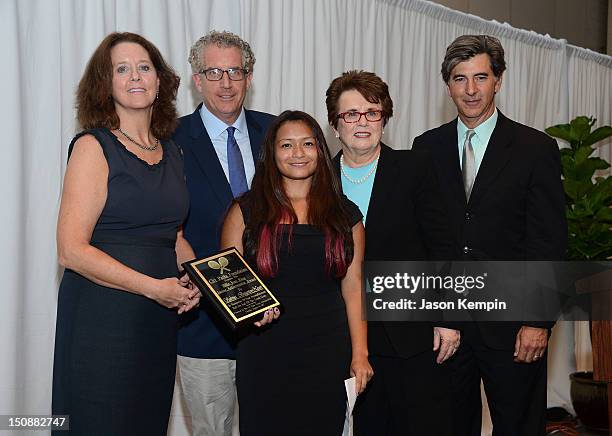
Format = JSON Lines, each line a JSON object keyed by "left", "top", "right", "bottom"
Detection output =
{"left": 182, "top": 248, "right": 280, "bottom": 329}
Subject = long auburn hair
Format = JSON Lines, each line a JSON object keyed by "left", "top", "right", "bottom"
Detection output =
{"left": 241, "top": 110, "right": 355, "bottom": 278}
{"left": 76, "top": 32, "right": 180, "bottom": 139}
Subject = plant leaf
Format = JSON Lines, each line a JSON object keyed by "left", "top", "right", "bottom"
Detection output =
{"left": 545, "top": 124, "right": 572, "bottom": 142}
{"left": 582, "top": 126, "right": 612, "bottom": 148}
{"left": 574, "top": 158, "right": 609, "bottom": 181}
{"left": 574, "top": 145, "right": 595, "bottom": 163}
{"left": 595, "top": 207, "right": 612, "bottom": 222}
{"left": 569, "top": 116, "right": 593, "bottom": 144}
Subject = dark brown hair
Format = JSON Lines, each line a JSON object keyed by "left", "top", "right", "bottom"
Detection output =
{"left": 76, "top": 32, "right": 180, "bottom": 139}
{"left": 441, "top": 35, "right": 506, "bottom": 83}
{"left": 325, "top": 70, "right": 394, "bottom": 129}
{"left": 241, "top": 110, "right": 355, "bottom": 278}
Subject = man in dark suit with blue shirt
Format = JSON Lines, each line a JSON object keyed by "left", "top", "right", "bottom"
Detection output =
{"left": 412, "top": 35, "right": 567, "bottom": 436}
{"left": 172, "top": 30, "right": 274, "bottom": 436}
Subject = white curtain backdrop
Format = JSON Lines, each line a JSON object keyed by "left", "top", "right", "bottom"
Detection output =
{"left": 568, "top": 45, "right": 612, "bottom": 172}
{"left": 1, "top": 0, "right": 610, "bottom": 435}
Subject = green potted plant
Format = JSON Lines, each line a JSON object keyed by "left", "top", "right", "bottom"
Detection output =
{"left": 545, "top": 116, "right": 612, "bottom": 260}
{"left": 546, "top": 116, "right": 612, "bottom": 431}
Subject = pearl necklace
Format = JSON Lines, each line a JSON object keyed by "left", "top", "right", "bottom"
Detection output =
{"left": 340, "top": 154, "right": 380, "bottom": 184}
{"left": 118, "top": 127, "right": 160, "bottom": 151}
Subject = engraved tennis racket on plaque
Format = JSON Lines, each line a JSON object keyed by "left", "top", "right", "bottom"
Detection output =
{"left": 182, "top": 248, "right": 280, "bottom": 329}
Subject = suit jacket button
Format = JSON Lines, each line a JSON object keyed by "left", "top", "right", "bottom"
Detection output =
{"left": 463, "top": 246, "right": 470, "bottom": 254}
{"left": 465, "top": 212, "right": 471, "bottom": 220}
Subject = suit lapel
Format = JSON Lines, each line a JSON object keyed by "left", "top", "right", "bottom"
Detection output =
{"left": 245, "top": 110, "right": 265, "bottom": 161}
{"left": 333, "top": 145, "right": 397, "bottom": 252}
{"left": 187, "top": 104, "right": 233, "bottom": 205}
{"left": 438, "top": 120, "right": 467, "bottom": 209}
{"left": 469, "top": 112, "right": 514, "bottom": 206}
{"left": 365, "top": 143, "right": 399, "bottom": 227}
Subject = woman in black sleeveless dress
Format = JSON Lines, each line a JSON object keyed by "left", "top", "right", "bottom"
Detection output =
{"left": 52, "top": 33, "right": 199, "bottom": 436}
{"left": 221, "top": 111, "right": 373, "bottom": 436}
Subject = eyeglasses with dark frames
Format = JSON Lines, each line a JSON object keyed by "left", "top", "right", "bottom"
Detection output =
{"left": 199, "top": 67, "right": 248, "bottom": 81}
{"left": 336, "top": 110, "right": 384, "bottom": 123}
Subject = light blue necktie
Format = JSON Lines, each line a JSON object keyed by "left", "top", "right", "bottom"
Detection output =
{"left": 462, "top": 130, "right": 476, "bottom": 200}
{"left": 226, "top": 126, "right": 248, "bottom": 197}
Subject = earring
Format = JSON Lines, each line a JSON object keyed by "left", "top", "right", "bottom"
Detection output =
{"left": 156, "top": 89, "right": 159, "bottom": 100}
{"left": 335, "top": 131, "right": 339, "bottom": 138}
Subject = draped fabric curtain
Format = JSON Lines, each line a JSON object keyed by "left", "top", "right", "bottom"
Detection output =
{"left": 1, "top": 0, "right": 610, "bottom": 435}
{"left": 240, "top": 0, "right": 572, "bottom": 153}
{"left": 567, "top": 45, "right": 612, "bottom": 171}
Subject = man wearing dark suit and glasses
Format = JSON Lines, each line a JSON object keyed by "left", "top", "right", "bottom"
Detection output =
{"left": 412, "top": 35, "right": 567, "bottom": 436}
{"left": 172, "top": 30, "right": 274, "bottom": 436}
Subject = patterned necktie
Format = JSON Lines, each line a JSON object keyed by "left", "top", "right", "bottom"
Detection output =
{"left": 226, "top": 126, "right": 248, "bottom": 197}
{"left": 462, "top": 130, "right": 476, "bottom": 200}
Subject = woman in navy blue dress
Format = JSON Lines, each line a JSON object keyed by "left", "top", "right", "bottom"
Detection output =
{"left": 221, "top": 111, "right": 373, "bottom": 436}
{"left": 52, "top": 32, "right": 200, "bottom": 436}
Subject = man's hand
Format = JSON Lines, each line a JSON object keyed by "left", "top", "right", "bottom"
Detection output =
{"left": 433, "top": 327, "right": 461, "bottom": 363}
{"left": 514, "top": 326, "right": 548, "bottom": 363}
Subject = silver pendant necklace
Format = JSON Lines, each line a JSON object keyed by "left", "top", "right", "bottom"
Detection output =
{"left": 340, "top": 154, "right": 380, "bottom": 184}
{"left": 118, "top": 127, "right": 160, "bottom": 151}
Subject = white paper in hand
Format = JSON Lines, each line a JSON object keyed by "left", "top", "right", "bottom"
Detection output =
{"left": 342, "top": 377, "right": 358, "bottom": 436}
